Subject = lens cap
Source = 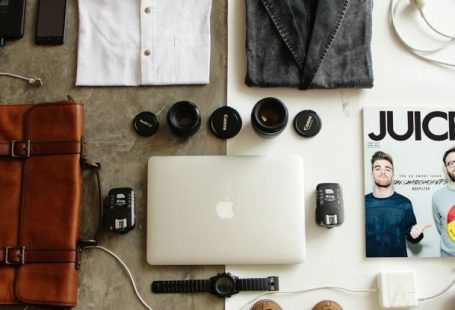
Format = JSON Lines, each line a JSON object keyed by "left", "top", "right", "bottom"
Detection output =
{"left": 167, "top": 101, "right": 201, "bottom": 137}
{"left": 293, "top": 110, "right": 321, "bottom": 137}
{"left": 251, "top": 97, "right": 288, "bottom": 138}
{"left": 133, "top": 111, "right": 159, "bottom": 137}
{"left": 209, "top": 106, "right": 242, "bottom": 139}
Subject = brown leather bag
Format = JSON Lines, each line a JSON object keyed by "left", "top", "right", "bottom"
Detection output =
{"left": 0, "top": 100, "right": 90, "bottom": 307}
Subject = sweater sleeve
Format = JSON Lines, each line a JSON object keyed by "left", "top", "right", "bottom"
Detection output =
{"left": 432, "top": 194, "right": 443, "bottom": 236}
{"left": 404, "top": 200, "right": 423, "bottom": 243}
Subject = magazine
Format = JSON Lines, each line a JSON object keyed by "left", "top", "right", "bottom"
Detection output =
{"left": 363, "top": 107, "right": 455, "bottom": 257}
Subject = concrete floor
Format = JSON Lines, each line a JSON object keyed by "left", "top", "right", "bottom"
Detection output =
{"left": 0, "top": 0, "right": 227, "bottom": 309}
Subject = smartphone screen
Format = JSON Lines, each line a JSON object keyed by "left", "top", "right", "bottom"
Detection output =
{"left": 35, "top": 0, "right": 67, "bottom": 45}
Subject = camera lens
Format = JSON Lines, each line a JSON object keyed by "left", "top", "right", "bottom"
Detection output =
{"left": 167, "top": 101, "right": 201, "bottom": 137}
{"left": 251, "top": 97, "right": 288, "bottom": 138}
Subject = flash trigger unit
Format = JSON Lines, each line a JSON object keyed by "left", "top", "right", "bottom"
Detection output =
{"left": 316, "top": 183, "right": 344, "bottom": 229}
{"left": 104, "top": 187, "right": 135, "bottom": 233}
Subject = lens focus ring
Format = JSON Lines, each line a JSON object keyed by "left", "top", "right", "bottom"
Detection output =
{"left": 251, "top": 97, "right": 288, "bottom": 138}
{"left": 167, "top": 101, "right": 201, "bottom": 137}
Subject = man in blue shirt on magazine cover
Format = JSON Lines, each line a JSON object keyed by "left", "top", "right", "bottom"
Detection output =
{"left": 365, "top": 151, "right": 431, "bottom": 257}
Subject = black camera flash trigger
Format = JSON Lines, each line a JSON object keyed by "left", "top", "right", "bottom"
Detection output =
{"left": 104, "top": 188, "right": 136, "bottom": 234}
{"left": 316, "top": 183, "right": 344, "bottom": 228}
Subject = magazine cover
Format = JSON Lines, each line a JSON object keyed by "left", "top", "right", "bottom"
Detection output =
{"left": 364, "top": 107, "right": 455, "bottom": 258}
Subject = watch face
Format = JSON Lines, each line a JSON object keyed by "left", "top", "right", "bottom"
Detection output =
{"left": 214, "top": 276, "right": 235, "bottom": 297}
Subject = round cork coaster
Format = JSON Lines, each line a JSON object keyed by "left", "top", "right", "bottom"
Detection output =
{"left": 250, "top": 299, "right": 282, "bottom": 310}
{"left": 312, "top": 300, "right": 343, "bottom": 310}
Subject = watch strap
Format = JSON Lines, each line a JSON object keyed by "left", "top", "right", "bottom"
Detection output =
{"left": 236, "top": 276, "right": 279, "bottom": 292}
{"left": 152, "top": 279, "right": 211, "bottom": 293}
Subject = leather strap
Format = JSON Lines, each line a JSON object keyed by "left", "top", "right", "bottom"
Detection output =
{"left": 0, "top": 140, "right": 82, "bottom": 158}
{"left": 77, "top": 157, "right": 103, "bottom": 269}
{"left": 0, "top": 247, "right": 77, "bottom": 265}
{"left": 80, "top": 158, "right": 102, "bottom": 243}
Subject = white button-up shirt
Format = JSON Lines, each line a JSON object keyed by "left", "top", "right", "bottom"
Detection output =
{"left": 76, "top": 0, "right": 212, "bottom": 86}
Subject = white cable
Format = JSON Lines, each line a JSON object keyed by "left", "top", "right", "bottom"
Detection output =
{"left": 390, "top": 0, "right": 455, "bottom": 53}
{"left": 85, "top": 245, "right": 153, "bottom": 310}
{"left": 390, "top": 0, "right": 455, "bottom": 67}
{"left": 418, "top": 276, "right": 455, "bottom": 302}
{"left": 418, "top": 8, "right": 455, "bottom": 40}
{"left": 0, "top": 72, "right": 43, "bottom": 86}
{"left": 239, "top": 286, "right": 377, "bottom": 310}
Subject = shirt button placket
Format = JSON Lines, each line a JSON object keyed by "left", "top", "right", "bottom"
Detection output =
{"left": 143, "top": 5, "right": 152, "bottom": 57}
{"left": 141, "top": 1, "right": 154, "bottom": 84}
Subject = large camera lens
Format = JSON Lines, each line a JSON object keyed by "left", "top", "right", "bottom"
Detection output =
{"left": 251, "top": 97, "right": 288, "bottom": 138}
{"left": 167, "top": 101, "right": 201, "bottom": 137}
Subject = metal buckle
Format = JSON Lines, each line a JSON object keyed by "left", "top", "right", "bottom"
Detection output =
{"left": 5, "top": 246, "right": 25, "bottom": 265}
{"left": 268, "top": 276, "right": 279, "bottom": 291}
{"left": 11, "top": 140, "right": 30, "bottom": 158}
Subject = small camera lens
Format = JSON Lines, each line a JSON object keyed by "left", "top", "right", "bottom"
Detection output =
{"left": 251, "top": 97, "right": 288, "bottom": 138}
{"left": 167, "top": 101, "right": 201, "bottom": 137}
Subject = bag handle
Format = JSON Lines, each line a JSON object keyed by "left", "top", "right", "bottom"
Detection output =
{"left": 77, "top": 153, "right": 103, "bottom": 269}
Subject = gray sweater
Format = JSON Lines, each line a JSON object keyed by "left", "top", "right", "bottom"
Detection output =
{"left": 432, "top": 185, "right": 455, "bottom": 256}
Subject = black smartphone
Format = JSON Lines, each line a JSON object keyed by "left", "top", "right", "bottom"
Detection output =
{"left": 0, "top": 0, "right": 26, "bottom": 40}
{"left": 35, "top": 0, "right": 67, "bottom": 45}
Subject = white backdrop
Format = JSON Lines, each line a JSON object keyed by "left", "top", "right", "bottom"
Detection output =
{"left": 226, "top": 0, "right": 455, "bottom": 309}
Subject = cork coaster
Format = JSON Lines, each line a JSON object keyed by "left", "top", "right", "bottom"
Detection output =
{"left": 250, "top": 299, "right": 282, "bottom": 310}
{"left": 312, "top": 300, "right": 343, "bottom": 310}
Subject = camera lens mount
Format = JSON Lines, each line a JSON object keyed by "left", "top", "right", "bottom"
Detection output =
{"left": 251, "top": 97, "right": 288, "bottom": 138}
{"left": 167, "top": 101, "right": 201, "bottom": 137}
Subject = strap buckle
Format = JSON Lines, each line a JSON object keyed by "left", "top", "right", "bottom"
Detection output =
{"left": 11, "top": 140, "right": 30, "bottom": 158}
{"left": 5, "top": 246, "right": 25, "bottom": 265}
{"left": 268, "top": 276, "right": 279, "bottom": 291}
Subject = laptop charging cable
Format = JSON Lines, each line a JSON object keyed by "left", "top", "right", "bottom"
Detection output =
{"left": 239, "top": 269, "right": 455, "bottom": 309}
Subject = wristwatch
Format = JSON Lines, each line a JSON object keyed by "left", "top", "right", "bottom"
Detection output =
{"left": 151, "top": 272, "right": 279, "bottom": 298}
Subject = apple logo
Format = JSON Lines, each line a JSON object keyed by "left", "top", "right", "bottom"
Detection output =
{"left": 216, "top": 197, "right": 234, "bottom": 219}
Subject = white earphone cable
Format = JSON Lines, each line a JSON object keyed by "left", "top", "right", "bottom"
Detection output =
{"left": 390, "top": 0, "right": 455, "bottom": 67}
{"left": 417, "top": 7, "right": 455, "bottom": 40}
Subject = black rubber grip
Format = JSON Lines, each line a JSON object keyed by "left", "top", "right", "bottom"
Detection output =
{"left": 151, "top": 279, "right": 211, "bottom": 293}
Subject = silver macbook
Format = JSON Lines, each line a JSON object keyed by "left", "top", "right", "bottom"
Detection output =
{"left": 146, "top": 155, "right": 305, "bottom": 265}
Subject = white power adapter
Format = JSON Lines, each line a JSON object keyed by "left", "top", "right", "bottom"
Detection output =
{"left": 377, "top": 270, "right": 418, "bottom": 309}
